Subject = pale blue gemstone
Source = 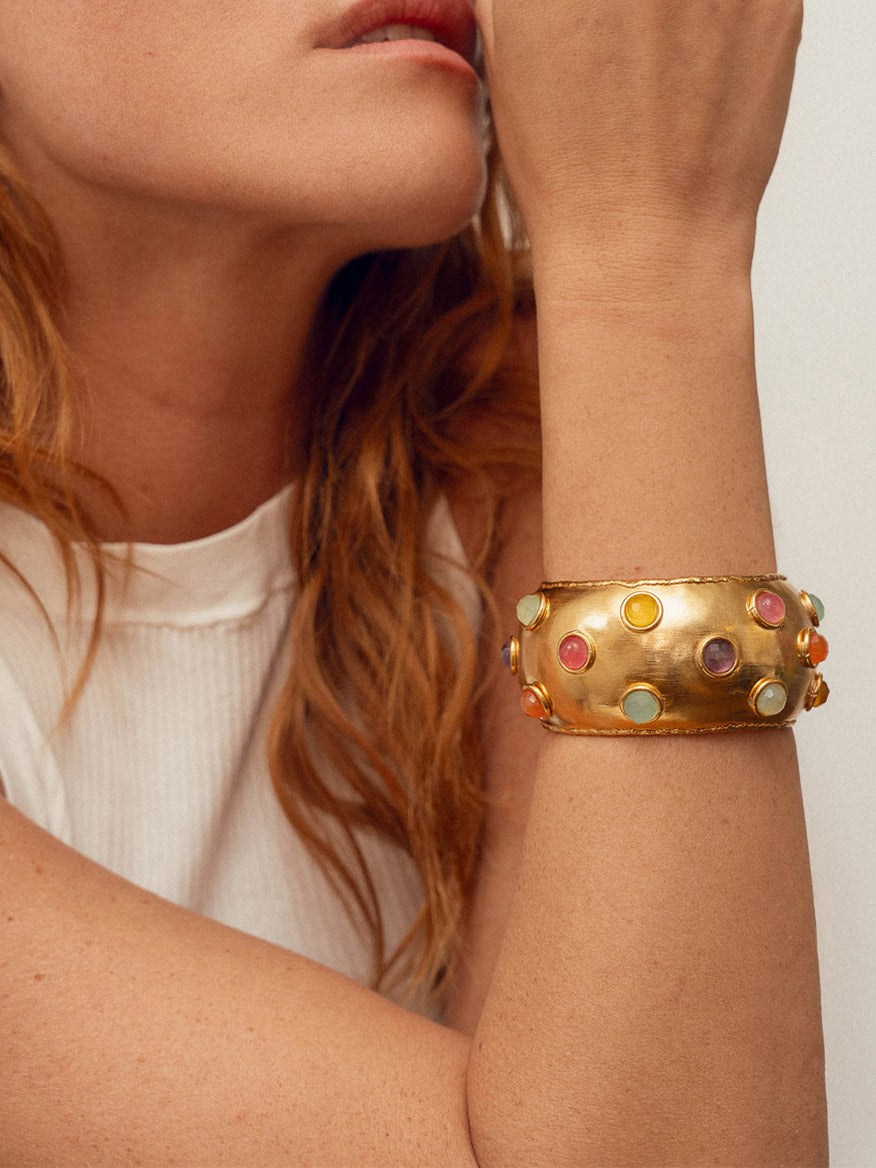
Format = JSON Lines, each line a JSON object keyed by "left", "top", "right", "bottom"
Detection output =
{"left": 516, "top": 593, "right": 543, "bottom": 628}
{"left": 755, "top": 681, "right": 787, "bottom": 717}
{"left": 808, "top": 592, "right": 825, "bottom": 623}
{"left": 622, "top": 688, "right": 661, "bottom": 724}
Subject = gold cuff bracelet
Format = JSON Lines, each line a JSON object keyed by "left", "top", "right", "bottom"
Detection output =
{"left": 502, "top": 576, "right": 829, "bottom": 735}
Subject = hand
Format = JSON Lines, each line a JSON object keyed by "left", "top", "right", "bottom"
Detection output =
{"left": 474, "top": 0, "right": 803, "bottom": 265}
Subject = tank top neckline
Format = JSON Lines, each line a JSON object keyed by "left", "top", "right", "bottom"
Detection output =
{"left": 0, "top": 482, "right": 296, "bottom": 628}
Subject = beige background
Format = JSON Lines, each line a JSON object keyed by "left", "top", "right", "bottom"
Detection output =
{"left": 753, "top": 2, "right": 874, "bottom": 1162}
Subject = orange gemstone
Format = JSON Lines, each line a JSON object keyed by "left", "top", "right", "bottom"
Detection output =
{"left": 813, "top": 679, "right": 830, "bottom": 707}
{"left": 521, "top": 687, "right": 548, "bottom": 719}
{"left": 808, "top": 631, "right": 829, "bottom": 665}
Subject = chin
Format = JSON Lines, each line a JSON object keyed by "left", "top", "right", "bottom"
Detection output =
{"left": 338, "top": 139, "right": 489, "bottom": 252}
{"left": 386, "top": 173, "right": 487, "bottom": 248}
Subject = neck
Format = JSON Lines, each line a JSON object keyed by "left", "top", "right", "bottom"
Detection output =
{"left": 49, "top": 189, "right": 349, "bottom": 543}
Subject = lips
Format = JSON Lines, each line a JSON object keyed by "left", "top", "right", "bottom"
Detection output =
{"left": 316, "top": 0, "right": 478, "bottom": 68}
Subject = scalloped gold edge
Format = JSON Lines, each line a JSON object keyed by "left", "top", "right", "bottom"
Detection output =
{"left": 543, "top": 719, "right": 798, "bottom": 736}
{"left": 541, "top": 574, "right": 786, "bottom": 589}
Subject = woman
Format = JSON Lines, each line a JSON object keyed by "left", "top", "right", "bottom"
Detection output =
{"left": 0, "top": 0, "right": 827, "bottom": 1163}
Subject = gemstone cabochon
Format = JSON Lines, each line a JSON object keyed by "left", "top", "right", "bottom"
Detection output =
{"left": 807, "top": 630, "right": 829, "bottom": 666}
{"left": 622, "top": 592, "right": 662, "bottom": 630}
{"left": 754, "top": 680, "right": 787, "bottom": 717}
{"left": 622, "top": 687, "right": 662, "bottom": 724}
{"left": 516, "top": 593, "right": 543, "bottom": 628}
{"left": 700, "top": 637, "right": 737, "bottom": 676}
{"left": 752, "top": 590, "right": 786, "bottom": 627}
{"left": 558, "top": 633, "right": 591, "bottom": 672}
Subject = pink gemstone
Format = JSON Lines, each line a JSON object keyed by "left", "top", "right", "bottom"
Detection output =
{"left": 558, "top": 633, "right": 590, "bottom": 672}
{"left": 701, "top": 637, "right": 737, "bottom": 675}
{"left": 755, "top": 591, "right": 785, "bottom": 626}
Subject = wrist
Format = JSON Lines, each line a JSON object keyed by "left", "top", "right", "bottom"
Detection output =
{"left": 527, "top": 209, "right": 756, "bottom": 311}
{"left": 530, "top": 230, "right": 768, "bottom": 579}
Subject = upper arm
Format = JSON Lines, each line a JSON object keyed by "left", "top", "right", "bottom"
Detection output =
{"left": 0, "top": 796, "right": 479, "bottom": 1166}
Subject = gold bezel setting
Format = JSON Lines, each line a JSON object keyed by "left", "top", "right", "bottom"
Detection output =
{"left": 516, "top": 591, "right": 550, "bottom": 631}
{"left": 806, "top": 673, "right": 829, "bottom": 709}
{"left": 695, "top": 634, "right": 741, "bottom": 679}
{"left": 748, "top": 676, "right": 788, "bottom": 718}
{"left": 804, "top": 672, "right": 823, "bottom": 711}
{"left": 556, "top": 630, "right": 596, "bottom": 674}
{"left": 521, "top": 682, "right": 552, "bottom": 720}
{"left": 620, "top": 591, "right": 664, "bottom": 633}
{"left": 746, "top": 588, "right": 786, "bottom": 629}
{"left": 796, "top": 626, "right": 828, "bottom": 669}
{"left": 797, "top": 627, "right": 815, "bottom": 668}
{"left": 620, "top": 683, "right": 664, "bottom": 725}
{"left": 799, "top": 591, "right": 821, "bottom": 627}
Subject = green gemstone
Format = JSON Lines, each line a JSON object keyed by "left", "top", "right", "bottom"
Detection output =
{"left": 755, "top": 681, "right": 787, "bottom": 717}
{"left": 516, "top": 593, "right": 543, "bottom": 628}
{"left": 622, "top": 688, "right": 661, "bottom": 724}
{"left": 809, "top": 592, "right": 825, "bottom": 623}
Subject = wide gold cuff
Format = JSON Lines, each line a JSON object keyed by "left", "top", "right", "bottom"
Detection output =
{"left": 502, "top": 575, "right": 829, "bottom": 735}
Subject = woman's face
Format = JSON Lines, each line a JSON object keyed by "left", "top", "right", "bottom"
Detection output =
{"left": 0, "top": 0, "right": 488, "bottom": 255}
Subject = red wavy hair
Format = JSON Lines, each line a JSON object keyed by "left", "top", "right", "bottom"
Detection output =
{"left": 0, "top": 138, "right": 541, "bottom": 1010}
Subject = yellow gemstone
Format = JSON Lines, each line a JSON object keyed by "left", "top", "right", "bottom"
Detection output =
{"left": 622, "top": 592, "right": 662, "bottom": 630}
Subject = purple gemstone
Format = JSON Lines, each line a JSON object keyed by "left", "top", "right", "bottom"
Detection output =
{"left": 702, "top": 637, "right": 737, "bottom": 675}
{"left": 500, "top": 639, "right": 513, "bottom": 669}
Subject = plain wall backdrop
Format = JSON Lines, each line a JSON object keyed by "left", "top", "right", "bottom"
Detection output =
{"left": 753, "top": 1, "right": 874, "bottom": 1162}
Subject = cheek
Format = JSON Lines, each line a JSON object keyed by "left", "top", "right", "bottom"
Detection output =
{"left": 0, "top": 19, "right": 187, "bottom": 185}
{"left": 0, "top": 19, "right": 488, "bottom": 242}
{"left": 0, "top": 6, "right": 284, "bottom": 193}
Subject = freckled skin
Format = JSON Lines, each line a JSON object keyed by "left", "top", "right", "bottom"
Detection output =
{"left": 0, "top": 0, "right": 488, "bottom": 253}
{"left": 0, "top": 0, "right": 490, "bottom": 543}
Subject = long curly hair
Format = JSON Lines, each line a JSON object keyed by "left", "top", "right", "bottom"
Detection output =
{"left": 0, "top": 137, "right": 541, "bottom": 1010}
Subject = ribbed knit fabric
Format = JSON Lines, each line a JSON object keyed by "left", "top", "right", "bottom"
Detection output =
{"left": 0, "top": 485, "right": 481, "bottom": 1014}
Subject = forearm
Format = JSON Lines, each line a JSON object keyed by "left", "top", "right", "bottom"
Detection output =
{"left": 535, "top": 231, "right": 775, "bottom": 578}
{"left": 469, "top": 731, "right": 825, "bottom": 1167}
{"left": 466, "top": 244, "right": 827, "bottom": 1166}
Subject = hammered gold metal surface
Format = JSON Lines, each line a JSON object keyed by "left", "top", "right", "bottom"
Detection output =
{"left": 515, "top": 576, "right": 823, "bottom": 735}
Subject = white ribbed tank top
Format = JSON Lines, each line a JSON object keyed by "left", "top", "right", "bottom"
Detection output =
{"left": 0, "top": 486, "right": 480, "bottom": 1013}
